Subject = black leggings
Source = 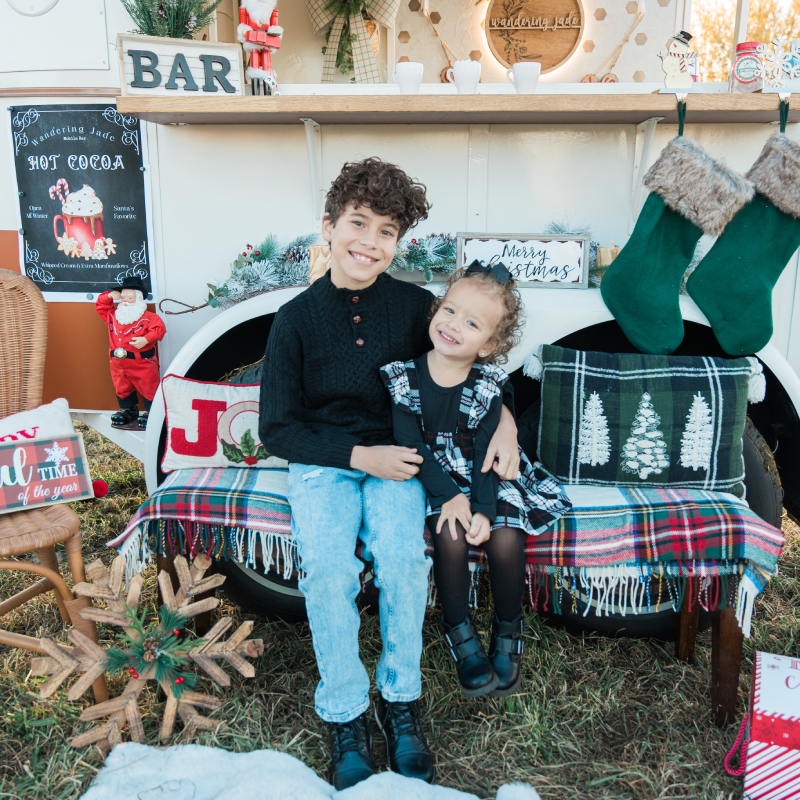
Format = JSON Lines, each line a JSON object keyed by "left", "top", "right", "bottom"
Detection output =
{"left": 427, "top": 515, "right": 526, "bottom": 627}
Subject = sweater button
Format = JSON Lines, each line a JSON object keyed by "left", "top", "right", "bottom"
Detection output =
{"left": 351, "top": 296, "right": 360, "bottom": 304}
{"left": 353, "top": 315, "right": 361, "bottom": 324}
{"left": 356, "top": 338, "right": 365, "bottom": 347}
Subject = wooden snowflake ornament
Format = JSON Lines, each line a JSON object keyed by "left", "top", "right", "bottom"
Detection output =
{"left": 30, "top": 554, "right": 265, "bottom": 757}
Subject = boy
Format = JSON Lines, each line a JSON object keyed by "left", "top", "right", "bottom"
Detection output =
{"left": 259, "top": 158, "right": 520, "bottom": 790}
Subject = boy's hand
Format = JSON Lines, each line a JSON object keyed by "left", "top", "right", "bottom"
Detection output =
{"left": 466, "top": 512, "right": 491, "bottom": 546}
{"left": 482, "top": 404, "right": 520, "bottom": 480}
{"left": 436, "top": 493, "right": 472, "bottom": 541}
{"left": 350, "top": 445, "right": 423, "bottom": 481}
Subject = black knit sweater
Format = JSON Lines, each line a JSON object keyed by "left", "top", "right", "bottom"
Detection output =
{"left": 259, "top": 271, "right": 434, "bottom": 469}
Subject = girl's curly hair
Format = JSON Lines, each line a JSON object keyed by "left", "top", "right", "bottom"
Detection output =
{"left": 325, "top": 157, "right": 431, "bottom": 238}
{"left": 429, "top": 268, "right": 524, "bottom": 365}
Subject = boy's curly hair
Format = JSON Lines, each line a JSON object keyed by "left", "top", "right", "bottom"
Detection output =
{"left": 325, "top": 157, "right": 431, "bottom": 238}
{"left": 429, "top": 268, "right": 525, "bottom": 365}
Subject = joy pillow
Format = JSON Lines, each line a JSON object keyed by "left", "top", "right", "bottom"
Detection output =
{"left": 0, "top": 397, "right": 75, "bottom": 443}
{"left": 161, "top": 375, "right": 284, "bottom": 473}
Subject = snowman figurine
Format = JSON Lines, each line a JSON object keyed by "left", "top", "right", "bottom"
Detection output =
{"left": 661, "top": 31, "right": 695, "bottom": 89}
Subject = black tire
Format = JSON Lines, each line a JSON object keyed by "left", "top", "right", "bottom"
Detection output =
{"left": 540, "top": 417, "right": 782, "bottom": 639}
{"left": 742, "top": 416, "right": 784, "bottom": 528}
{"left": 217, "top": 557, "right": 307, "bottom": 622}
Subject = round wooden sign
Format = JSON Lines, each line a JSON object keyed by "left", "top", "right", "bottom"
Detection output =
{"left": 485, "top": 0, "right": 585, "bottom": 74}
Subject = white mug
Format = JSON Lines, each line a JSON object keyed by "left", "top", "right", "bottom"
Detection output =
{"left": 446, "top": 59, "right": 481, "bottom": 94}
{"left": 392, "top": 61, "right": 424, "bottom": 95}
{"left": 506, "top": 61, "right": 541, "bottom": 94}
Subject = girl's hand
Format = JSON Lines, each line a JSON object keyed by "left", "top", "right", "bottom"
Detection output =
{"left": 466, "top": 512, "right": 491, "bottom": 546}
{"left": 436, "top": 493, "right": 472, "bottom": 540}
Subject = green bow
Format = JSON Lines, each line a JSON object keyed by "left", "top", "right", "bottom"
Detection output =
{"left": 305, "top": 0, "right": 400, "bottom": 83}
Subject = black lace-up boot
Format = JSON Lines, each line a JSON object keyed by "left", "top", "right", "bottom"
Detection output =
{"left": 328, "top": 713, "right": 374, "bottom": 790}
{"left": 440, "top": 613, "right": 499, "bottom": 697}
{"left": 488, "top": 610, "right": 524, "bottom": 697}
{"left": 375, "top": 696, "right": 435, "bottom": 784}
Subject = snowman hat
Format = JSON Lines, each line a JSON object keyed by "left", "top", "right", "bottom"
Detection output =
{"left": 673, "top": 30, "right": 693, "bottom": 45}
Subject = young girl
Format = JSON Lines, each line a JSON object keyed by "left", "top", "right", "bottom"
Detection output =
{"left": 380, "top": 262, "right": 571, "bottom": 698}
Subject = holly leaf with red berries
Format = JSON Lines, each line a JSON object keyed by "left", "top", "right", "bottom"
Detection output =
{"left": 222, "top": 430, "right": 267, "bottom": 466}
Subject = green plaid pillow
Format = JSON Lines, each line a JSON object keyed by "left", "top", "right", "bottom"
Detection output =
{"left": 526, "top": 346, "right": 765, "bottom": 498}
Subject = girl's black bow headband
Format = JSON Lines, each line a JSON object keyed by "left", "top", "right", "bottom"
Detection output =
{"left": 465, "top": 259, "right": 512, "bottom": 286}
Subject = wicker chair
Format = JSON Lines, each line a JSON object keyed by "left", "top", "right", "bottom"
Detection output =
{"left": 0, "top": 269, "right": 107, "bottom": 701}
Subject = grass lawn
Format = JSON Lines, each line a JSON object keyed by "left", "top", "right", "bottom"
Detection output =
{"left": 1, "top": 423, "right": 798, "bottom": 799}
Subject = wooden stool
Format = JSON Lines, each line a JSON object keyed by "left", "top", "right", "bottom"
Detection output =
{"left": 676, "top": 588, "right": 743, "bottom": 726}
{"left": 0, "top": 503, "right": 109, "bottom": 702}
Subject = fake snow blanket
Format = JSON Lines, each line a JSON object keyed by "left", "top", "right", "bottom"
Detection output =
{"left": 79, "top": 742, "right": 541, "bottom": 800}
{"left": 111, "top": 470, "right": 783, "bottom": 636}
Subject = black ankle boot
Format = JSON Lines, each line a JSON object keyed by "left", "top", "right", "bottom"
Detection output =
{"left": 137, "top": 410, "right": 149, "bottom": 430}
{"left": 488, "top": 611, "right": 524, "bottom": 697}
{"left": 440, "top": 613, "right": 498, "bottom": 697}
{"left": 111, "top": 406, "right": 139, "bottom": 428}
{"left": 375, "top": 696, "right": 435, "bottom": 784}
{"left": 328, "top": 713, "right": 374, "bottom": 790}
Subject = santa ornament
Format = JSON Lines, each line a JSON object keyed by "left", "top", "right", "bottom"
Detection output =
{"left": 660, "top": 31, "right": 696, "bottom": 89}
{"left": 238, "top": 0, "right": 284, "bottom": 96}
{"left": 95, "top": 277, "right": 166, "bottom": 430}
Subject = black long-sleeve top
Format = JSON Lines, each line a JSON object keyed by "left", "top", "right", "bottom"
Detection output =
{"left": 259, "top": 272, "right": 434, "bottom": 469}
{"left": 391, "top": 355, "right": 502, "bottom": 520}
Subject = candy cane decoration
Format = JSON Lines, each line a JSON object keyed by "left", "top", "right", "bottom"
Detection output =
{"left": 48, "top": 178, "right": 70, "bottom": 203}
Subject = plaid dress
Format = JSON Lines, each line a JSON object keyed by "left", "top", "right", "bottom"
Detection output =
{"left": 381, "top": 359, "right": 571, "bottom": 536}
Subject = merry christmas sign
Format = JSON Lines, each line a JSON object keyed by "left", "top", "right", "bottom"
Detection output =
{"left": 742, "top": 652, "right": 800, "bottom": 798}
{"left": 458, "top": 233, "right": 590, "bottom": 288}
{"left": 0, "top": 434, "right": 94, "bottom": 514}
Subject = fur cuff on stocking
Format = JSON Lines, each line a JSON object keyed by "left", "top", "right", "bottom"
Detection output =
{"left": 746, "top": 133, "right": 800, "bottom": 220}
{"left": 643, "top": 137, "right": 754, "bottom": 237}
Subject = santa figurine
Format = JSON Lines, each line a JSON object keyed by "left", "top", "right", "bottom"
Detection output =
{"left": 238, "top": 0, "right": 283, "bottom": 96}
{"left": 95, "top": 277, "right": 166, "bottom": 430}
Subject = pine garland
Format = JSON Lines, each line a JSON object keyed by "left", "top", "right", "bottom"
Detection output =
{"left": 121, "top": 0, "right": 224, "bottom": 39}
{"left": 104, "top": 605, "right": 197, "bottom": 698}
{"left": 207, "top": 234, "right": 318, "bottom": 309}
{"left": 389, "top": 233, "right": 458, "bottom": 282}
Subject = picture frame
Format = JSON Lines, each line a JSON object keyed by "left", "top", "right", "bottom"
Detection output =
{"left": 456, "top": 233, "right": 591, "bottom": 289}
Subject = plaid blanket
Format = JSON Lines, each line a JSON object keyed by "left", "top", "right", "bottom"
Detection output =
{"left": 112, "top": 469, "right": 784, "bottom": 637}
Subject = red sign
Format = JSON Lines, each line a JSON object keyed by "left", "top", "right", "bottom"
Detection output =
{"left": 0, "top": 434, "right": 94, "bottom": 514}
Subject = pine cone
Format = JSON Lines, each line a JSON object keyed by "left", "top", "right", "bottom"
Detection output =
{"left": 142, "top": 636, "right": 159, "bottom": 662}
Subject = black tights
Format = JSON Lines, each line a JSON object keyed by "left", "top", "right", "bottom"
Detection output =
{"left": 427, "top": 516, "right": 526, "bottom": 626}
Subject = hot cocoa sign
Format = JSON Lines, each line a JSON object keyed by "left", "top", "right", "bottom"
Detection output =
{"left": 9, "top": 104, "right": 153, "bottom": 302}
{"left": 485, "top": 0, "right": 585, "bottom": 73}
{"left": 0, "top": 434, "right": 94, "bottom": 514}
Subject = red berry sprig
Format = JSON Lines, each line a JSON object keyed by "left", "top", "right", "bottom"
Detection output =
{"left": 174, "top": 676, "right": 185, "bottom": 685}
{"left": 173, "top": 629, "right": 180, "bottom": 636}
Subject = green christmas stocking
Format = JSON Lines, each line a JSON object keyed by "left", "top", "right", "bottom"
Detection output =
{"left": 686, "top": 132, "right": 800, "bottom": 355}
{"left": 600, "top": 136, "right": 753, "bottom": 355}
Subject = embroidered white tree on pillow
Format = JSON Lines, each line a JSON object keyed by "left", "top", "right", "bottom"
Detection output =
{"left": 578, "top": 392, "right": 611, "bottom": 466}
{"left": 680, "top": 392, "right": 714, "bottom": 471}
{"left": 621, "top": 393, "right": 670, "bottom": 480}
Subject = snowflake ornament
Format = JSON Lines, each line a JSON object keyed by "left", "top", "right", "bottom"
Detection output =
{"left": 44, "top": 441, "right": 70, "bottom": 467}
{"left": 30, "top": 554, "right": 266, "bottom": 758}
{"left": 758, "top": 35, "right": 800, "bottom": 88}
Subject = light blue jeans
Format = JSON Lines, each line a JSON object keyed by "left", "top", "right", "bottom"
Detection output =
{"left": 288, "top": 464, "right": 431, "bottom": 723}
